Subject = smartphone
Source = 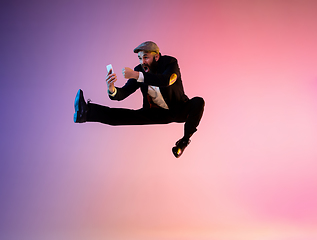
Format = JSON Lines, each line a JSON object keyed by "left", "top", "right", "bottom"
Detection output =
{"left": 106, "top": 64, "right": 113, "bottom": 74}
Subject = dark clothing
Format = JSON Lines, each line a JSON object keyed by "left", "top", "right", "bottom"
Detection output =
{"left": 110, "top": 55, "right": 189, "bottom": 111}
{"left": 88, "top": 97, "right": 204, "bottom": 138}
{"left": 87, "top": 55, "right": 204, "bottom": 139}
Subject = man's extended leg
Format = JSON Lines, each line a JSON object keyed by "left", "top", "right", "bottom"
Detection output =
{"left": 74, "top": 89, "right": 175, "bottom": 126}
{"left": 87, "top": 102, "right": 173, "bottom": 126}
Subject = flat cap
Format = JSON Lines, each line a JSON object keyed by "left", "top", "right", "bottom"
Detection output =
{"left": 133, "top": 41, "right": 159, "bottom": 54}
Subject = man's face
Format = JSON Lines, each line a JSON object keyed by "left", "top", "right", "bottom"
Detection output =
{"left": 138, "top": 51, "right": 159, "bottom": 73}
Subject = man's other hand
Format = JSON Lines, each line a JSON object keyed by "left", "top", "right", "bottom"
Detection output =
{"left": 122, "top": 67, "right": 139, "bottom": 79}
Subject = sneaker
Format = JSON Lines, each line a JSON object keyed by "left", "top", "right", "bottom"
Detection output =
{"left": 172, "top": 138, "right": 191, "bottom": 158}
{"left": 74, "top": 89, "right": 88, "bottom": 123}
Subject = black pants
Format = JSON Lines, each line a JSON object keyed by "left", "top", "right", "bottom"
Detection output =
{"left": 87, "top": 97, "right": 205, "bottom": 139}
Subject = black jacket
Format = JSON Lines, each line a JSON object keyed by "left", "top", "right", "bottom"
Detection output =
{"left": 110, "top": 55, "right": 189, "bottom": 110}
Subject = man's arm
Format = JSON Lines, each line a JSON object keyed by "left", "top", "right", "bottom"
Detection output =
{"left": 106, "top": 67, "right": 140, "bottom": 101}
{"left": 142, "top": 57, "right": 180, "bottom": 87}
{"left": 122, "top": 57, "right": 180, "bottom": 87}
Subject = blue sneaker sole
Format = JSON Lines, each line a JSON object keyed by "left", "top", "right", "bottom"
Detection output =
{"left": 74, "top": 89, "right": 82, "bottom": 112}
{"left": 74, "top": 89, "right": 82, "bottom": 123}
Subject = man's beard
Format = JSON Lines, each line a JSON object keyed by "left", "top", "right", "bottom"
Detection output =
{"left": 142, "top": 57, "right": 158, "bottom": 73}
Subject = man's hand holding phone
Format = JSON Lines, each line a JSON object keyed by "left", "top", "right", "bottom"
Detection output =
{"left": 106, "top": 64, "right": 117, "bottom": 94}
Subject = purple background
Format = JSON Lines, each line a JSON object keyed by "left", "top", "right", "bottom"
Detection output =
{"left": 1, "top": 0, "right": 317, "bottom": 239}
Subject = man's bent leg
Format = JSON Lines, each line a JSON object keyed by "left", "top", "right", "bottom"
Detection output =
{"left": 183, "top": 97, "right": 205, "bottom": 139}
{"left": 172, "top": 97, "right": 205, "bottom": 158}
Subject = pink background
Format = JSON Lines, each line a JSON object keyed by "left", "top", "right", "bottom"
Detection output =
{"left": 1, "top": 0, "right": 317, "bottom": 239}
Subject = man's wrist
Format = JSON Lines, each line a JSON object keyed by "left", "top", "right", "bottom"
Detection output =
{"left": 108, "top": 87, "right": 117, "bottom": 97}
{"left": 133, "top": 71, "right": 139, "bottom": 79}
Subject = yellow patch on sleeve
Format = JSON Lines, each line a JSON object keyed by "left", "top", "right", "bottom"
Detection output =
{"left": 169, "top": 73, "right": 177, "bottom": 85}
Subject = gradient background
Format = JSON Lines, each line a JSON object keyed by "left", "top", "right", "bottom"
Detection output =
{"left": 1, "top": 0, "right": 317, "bottom": 239}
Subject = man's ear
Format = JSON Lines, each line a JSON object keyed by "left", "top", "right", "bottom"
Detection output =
{"left": 154, "top": 53, "right": 160, "bottom": 61}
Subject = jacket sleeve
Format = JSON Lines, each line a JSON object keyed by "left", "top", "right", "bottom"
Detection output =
{"left": 142, "top": 57, "right": 181, "bottom": 87}
{"left": 109, "top": 78, "right": 140, "bottom": 101}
